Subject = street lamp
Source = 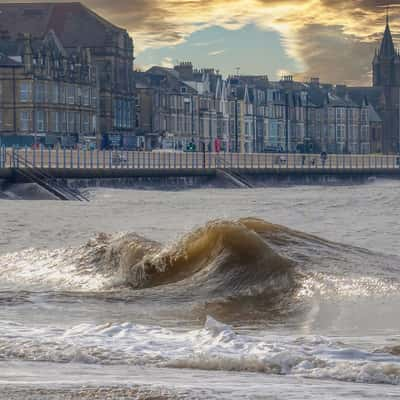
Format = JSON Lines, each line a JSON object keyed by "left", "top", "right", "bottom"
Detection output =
{"left": 233, "top": 92, "right": 239, "bottom": 153}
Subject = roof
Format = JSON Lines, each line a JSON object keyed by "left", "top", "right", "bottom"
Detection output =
{"left": 0, "top": 53, "right": 22, "bottom": 67}
{"left": 379, "top": 21, "right": 396, "bottom": 58}
{"left": 345, "top": 87, "right": 383, "bottom": 109}
{"left": 0, "top": 3, "right": 128, "bottom": 48}
{"left": 134, "top": 69, "right": 198, "bottom": 94}
{"left": 368, "top": 104, "right": 382, "bottom": 123}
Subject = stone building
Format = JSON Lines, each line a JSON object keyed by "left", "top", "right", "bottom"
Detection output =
{"left": 0, "top": 31, "right": 98, "bottom": 147}
{"left": 0, "top": 2, "right": 135, "bottom": 147}
{"left": 135, "top": 65, "right": 221, "bottom": 151}
{"left": 135, "top": 62, "right": 381, "bottom": 154}
{"left": 372, "top": 15, "right": 400, "bottom": 153}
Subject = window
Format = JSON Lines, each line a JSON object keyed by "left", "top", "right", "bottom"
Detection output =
{"left": 20, "top": 111, "right": 31, "bottom": 131}
{"left": 60, "top": 84, "right": 66, "bottom": 104}
{"left": 82, "top": 113, "right": 90, "bottom": 133}
{"left": 61, "top": 112, "right": 67, "bottom": 132}
{"left": 91, "top": 89, "right": 97, "bottom": 107}
{"left": 67, "top": 86, "right": 75, "bottom": 105}
{"left": 36, "top": 110, "right": 45, "bottom": 132}
{"left": 35, "top": 82, "right": 45, "bottom": 103}
{"left": 82, "top": 87, "right": 90, "bottom": 106}
{"left": 52, "top": 84, "right": 59, "bottom": 104}
{"left": 336, "top": 108, "right": 345, "bottom": 124}
{"left": 20, "top": 82, "right": 32, "bottom": 102}
{"left": 52, "top": 111, "right": 60, "bottom": 132}
{"left": 92, "top": 115, "right": 97, "bottom": 132}
{"left": 75, "top": 113, "right": 81, "bottom": 133}
{"left": 336, "top": 125, "right": 345, "bottom": 142}
{"left": 0, "top": 110, "right": 2, "bottom": 129}
{"left": 67, "top": 111, "right": 75, "bottom": 133}
{"left": 361, "top": 109, "right": 368, "bottom": 124}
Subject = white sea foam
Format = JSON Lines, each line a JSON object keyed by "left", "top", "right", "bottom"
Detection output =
{"left": 0, "top": 317, "right": 399, "bottom": 385}
{"left": 0, "top": 247, "right": 111, "bottom": 291}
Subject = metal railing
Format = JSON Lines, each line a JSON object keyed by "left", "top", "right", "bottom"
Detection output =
{"left": 0, "top": 146, "right": 399, "bottom": 171}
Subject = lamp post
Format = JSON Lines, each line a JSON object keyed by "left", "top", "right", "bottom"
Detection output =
{"left": 234, "top": 95, "right": 239, "bottom": 153}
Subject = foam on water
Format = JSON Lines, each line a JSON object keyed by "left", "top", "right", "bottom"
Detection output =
{"left": 0, "top": 316, "right": 399, "bottom": 385}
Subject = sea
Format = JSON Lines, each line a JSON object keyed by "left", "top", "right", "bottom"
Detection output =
{"left": 0, "top": 180, "right": 400, "bottom": 399}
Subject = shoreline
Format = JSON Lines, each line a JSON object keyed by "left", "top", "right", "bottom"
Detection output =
{"left": 0, "top": 386, "right": 181, "bottom": 400}
{"left": 0, "top": 173, "right": 385, "bottom": 200}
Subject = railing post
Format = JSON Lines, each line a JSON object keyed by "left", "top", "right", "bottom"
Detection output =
{"left": 56, "top": 146, "right": 59, "bottom": 169}
{"left": 70, "top": 148, "right": 73, "bottom": 169}
{"left": 48, "top": 147, "right": 51, "bottom": 169}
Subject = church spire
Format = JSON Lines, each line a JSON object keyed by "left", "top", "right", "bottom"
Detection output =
{"left": 386, "top": 5, "right": 389, "bottom": 26}
{"left": 379, "top": 9, "right": 396, "bottom": 58}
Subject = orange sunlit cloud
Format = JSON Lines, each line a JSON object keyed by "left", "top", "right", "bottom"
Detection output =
{"left": 2, "top": 0, "right": 397, "bottom": 84}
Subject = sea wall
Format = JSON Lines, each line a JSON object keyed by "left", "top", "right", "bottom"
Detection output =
{"left": 1, "top": 167, "right": 400, "bottom": 195}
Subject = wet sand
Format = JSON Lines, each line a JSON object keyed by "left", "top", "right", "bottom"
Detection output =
{"left": 0, "top": 386, "right": 182, "bottom": 400}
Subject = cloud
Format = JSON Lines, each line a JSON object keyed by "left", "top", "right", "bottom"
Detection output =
{"left": 208, "top": 50, "right": 225, "bottom": 56}
{"left": 6, "top": 0, "right": 397, "bottom": 85}
{"left": 160, "top": 57, "right": 174, "bottom": 68}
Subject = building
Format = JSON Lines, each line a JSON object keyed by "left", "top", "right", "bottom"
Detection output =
{"left": 0, "top": 2, "right": 135, "bottom": 147}
{"left": 135, "top": 63, "right": 381, "bottom": 154}
{"left": 135, "top": 64, "right": 221, "bottom": 151}
{"left": 372, "top": 14, "right": 400, "bottom": 153}
{"left": 0, "top": 31, "right": 98, "bottom": 147}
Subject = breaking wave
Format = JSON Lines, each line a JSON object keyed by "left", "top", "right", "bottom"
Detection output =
{"left": 0, "top": 217, "right": 399, "bottom": 309}
{"left": 0, "top": 316, "right": 399, "bottom": 385}
{"left": 0, "top": 219, "right": 297, "bottom": 294}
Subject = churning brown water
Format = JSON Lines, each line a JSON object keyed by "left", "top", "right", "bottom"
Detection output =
{"left": 1, "top": 182, "right": 400, "bottom": 399}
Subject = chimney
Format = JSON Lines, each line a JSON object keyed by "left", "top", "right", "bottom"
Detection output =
{"left": 174, "top": 61, "right": 194, "bottom": 80}
{"left": 310, "top": 77, "right": 320, "bottom": 86}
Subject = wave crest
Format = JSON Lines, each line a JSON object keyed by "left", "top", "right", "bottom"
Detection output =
{"left": 79, "top": 219, "right": 296, "bottom": 296}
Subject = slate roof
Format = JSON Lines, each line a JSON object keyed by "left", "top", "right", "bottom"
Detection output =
{"left": 135, "top": 69, "right": 197, "bottom": 95}
{"left": 380, "top": 22, "right": 396, "bottom": 58}
{"left": 368, "top": 104, "right": 382, "bottom": 123}
{"left": 0, "top": 3, "right": 127, "bottom": 48}
{"left": 0, "top": 53, "right": 22, "bottom": 67}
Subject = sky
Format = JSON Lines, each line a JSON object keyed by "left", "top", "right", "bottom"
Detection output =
{"left": 11, "top": 0, "right": 400, "bottom": 85}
